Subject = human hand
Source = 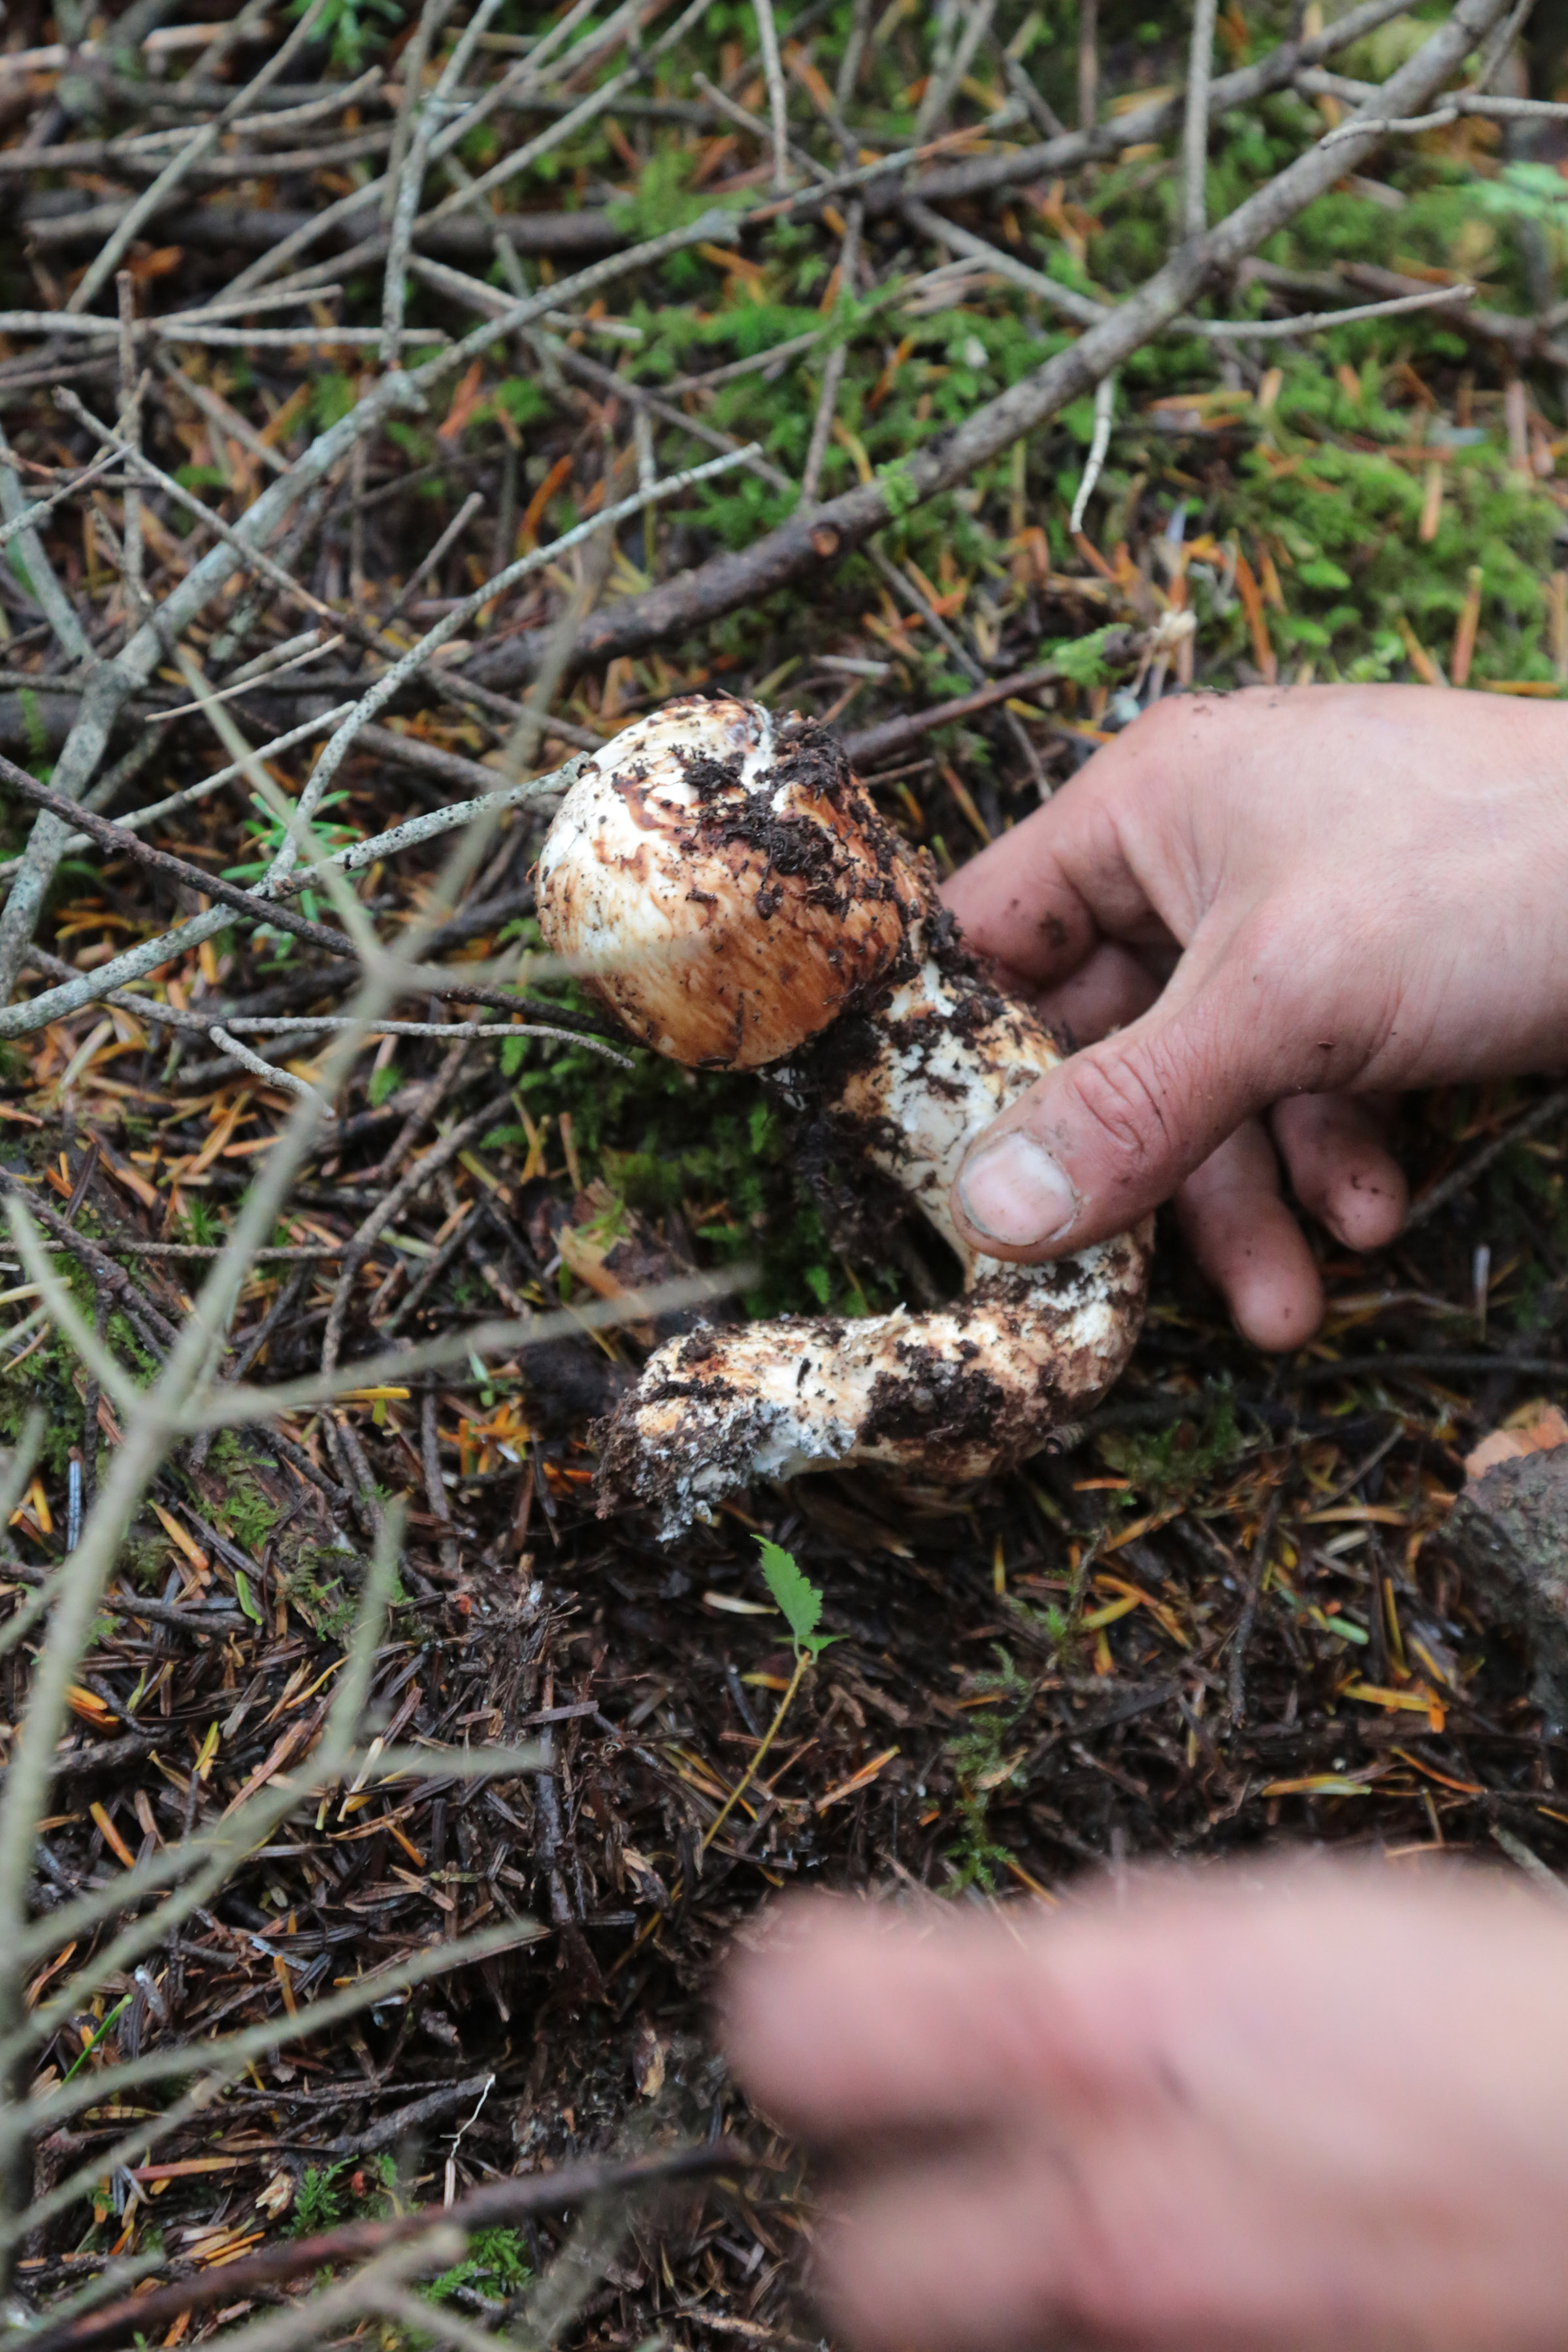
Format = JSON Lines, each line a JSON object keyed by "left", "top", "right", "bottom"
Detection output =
{"left": 940, "top": 684, "right": 1568, "bottom": 1347}
{"left": 723, "top": 1867, "right": 1568, "bottom": 2352}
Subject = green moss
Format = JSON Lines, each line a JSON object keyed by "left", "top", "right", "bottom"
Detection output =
{"left": 502, "top": 935, "right": 894, "bottom": 1319}
{"left": 1097, "top": 1397, "right": 1245, "bottom": 1512}
{"left": 425, "top": 2227, "right": 532, "bottom": 2307}
{"left": 277, "top": 1541, "right": 367, "bottom": 1643}
{"left": 0, "top": 1242, "right": 154, "bottom": 1478}
{"left": 197, "top": 1433, "right": 280, "bottom": 1555}
{"left": 945, "top": 1648, "right": 1032, "bottom": 1893}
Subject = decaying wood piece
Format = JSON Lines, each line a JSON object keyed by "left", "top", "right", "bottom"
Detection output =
{"left": 536, "top": 695, "right": 1151, "bottom": 1533}
{"left": 1445, "top": 1441, "right": 1568, "bottom": 1722}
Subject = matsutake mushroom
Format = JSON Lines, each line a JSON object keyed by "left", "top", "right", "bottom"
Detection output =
{"left": 536, "top": 694, "right": 1151, "bottom": 1535}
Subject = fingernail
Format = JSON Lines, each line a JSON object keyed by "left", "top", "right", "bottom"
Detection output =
{"left": 958, "top": 1132, "right": 1077, "bottom": 1247}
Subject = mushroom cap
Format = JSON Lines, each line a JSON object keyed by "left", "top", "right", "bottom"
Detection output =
{"left": 535, "top": 694, "right": 923, "bottom": 1069}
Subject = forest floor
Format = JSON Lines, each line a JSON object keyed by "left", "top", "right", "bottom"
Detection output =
{"left": 5, "top": 0, "right": 1568, "bottom": 2342}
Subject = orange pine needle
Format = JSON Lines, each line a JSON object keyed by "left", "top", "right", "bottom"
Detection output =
{"left": 1450, "top": 564, "right": 1483, "bottom": 687}
{"left": 518, "top": 452, "right": 572, "bottom": 553}
{"left": 1396, "top": 613, "right": 1445, "bottom": 687}
{"left": 1232, "top": 551, "right": 1277, "bottom": 682}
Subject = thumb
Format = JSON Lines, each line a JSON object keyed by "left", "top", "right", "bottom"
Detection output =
{"left": 952, "top": 965, "right": 1281, "bottom": 1260}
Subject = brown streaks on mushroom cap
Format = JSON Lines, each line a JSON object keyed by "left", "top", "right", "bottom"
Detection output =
{"left": 536, "top": 694, "right": 923, "bottom": 1070}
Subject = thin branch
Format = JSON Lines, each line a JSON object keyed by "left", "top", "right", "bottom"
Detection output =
{"left": 270, "top": 442, "right": 759, "bottom": 881}
{"left": 221, "top": 1014, "right": 630, "bottom": 1064}
{"left": 1196, "top": 280, "right": 1477, "bottom": 336}
{"left": 0, "top": 202, "right": 742, "bottom": 1011}
{"left": 0, "top": 442, "right": 749, "bottom": 1038}
{"left": 694, "top": 66, "right": 832, "bottom": 181}
{"left": 383, "top": 0, "right": 451, "bottom": 221}
{"left": 915, "top": 0, "right": 997, "bottom": 143}
{"left": 16, "top": 1919, "right": 544, "bottom": 2179}
{"left": 1319, "top": 102, "right": 1464, "bottom": 141}
{"left": 1079, "top": 0, "right": 1099, "bottom": 127}
{"left": 114, "top": 274, "right": 146, "bottom": 631}
{"left": 901, "top": 196, "right": 1107, "bottom": 325}
{"left": 0, "top": 759, "right": 377, "bottom": 958}
{"left": 385, "top": 487, "right": 486, "bottom": 623}
{"left": 0, "top": 442, "right": 125, "bottom": 559}
{"left": 898, "top": 0, "right": 1416, "bottom": 208}
{"left": 1473, "top": 0, "right": 1538, "bottom": 91}
{"left": 1404, "top": 1085, "right": 1568, "bottom": 1232}
{"left": 12, "top": 1742, "right": 544, "bottom": 1987}
{"left": 841, "top": 644, "right": 1135, "bottom": 765}
{"left": 380, "top": 0, "right": 475, "bottom": 369}
{"left": 65, "top": 0, "right": 321, "bottom": 313}
{"left": 1070, "top": 372, "right": 1117, "bottom": 534}
{"left": 800, "top": 205, "right": 862, "bottom": 506}
{"left": 25, "top": 2146, "right": 737, "bottom": 2352}
{"left": 180, "top": 1269, "right": 755, "bottom": 1433}
{"left": 1183, "top": 0, "right": 1219, "bottom": 240}
{"left": 161, "top": 636, "right": 344, "bottom": 716}
{"left": 206, "top": 1024, "right": 336, "bottom": 1108}
{"left": 402, "top": 0, "right": 724, "bottom": 246}
{"left": 0, "top": 416, "right": 94, "bottom": 667}
{"left": 754, "top": 0, "right": 791, "bottom": 189}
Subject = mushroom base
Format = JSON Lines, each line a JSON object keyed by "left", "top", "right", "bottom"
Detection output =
{"left": 595, "top": 1240, "right": 1148, "bottom": 1539}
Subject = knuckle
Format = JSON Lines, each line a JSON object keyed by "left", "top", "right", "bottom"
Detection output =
{"left": 1065, "top": 1042, "right": 1183, "bottom": 1183}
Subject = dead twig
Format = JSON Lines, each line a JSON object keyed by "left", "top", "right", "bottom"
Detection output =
{"left": 842, "top": 648, "right": 1137, "bottom": 766}
{"left": 22, "top": 2144, "right": 742, "bottom": 2352}
{"left": 1404, "top": 1085, "right": 1568, "bottom": 1232}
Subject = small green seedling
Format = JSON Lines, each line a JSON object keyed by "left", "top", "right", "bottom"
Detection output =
{"left": 704, "top": 1539, "right": 837, "bottom": 1851}
{"left": 756, "top": 1536, "right": 840, "bottom": 1664}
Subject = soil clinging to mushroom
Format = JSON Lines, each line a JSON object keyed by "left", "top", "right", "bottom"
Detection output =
{"left": 536, "top": 694, "right": 1152, "bottom": 1533}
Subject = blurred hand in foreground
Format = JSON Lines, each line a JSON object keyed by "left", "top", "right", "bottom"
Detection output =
{"left": 941, "top": 684, "right": 1568, "bottom": 1348}
{"left": 723, "top": 1867, "right": 1568, "bottom": 2352}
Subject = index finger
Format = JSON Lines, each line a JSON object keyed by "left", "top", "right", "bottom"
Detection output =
{"left": 938, "top": 727, "right": 1175, "bottom": 985}
{"left": 721, "top": 1867, "right": 1511, "bottom": 2147}
{"left": 722, "top": 1887, "right": 1206, "bottom": 2139}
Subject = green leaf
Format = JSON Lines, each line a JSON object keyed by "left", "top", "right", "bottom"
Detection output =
{"left": 425, "top": 2225, "right": 532, "bottom": 2306}
{"left": 1477, "top": 161, "right": 1568, "bottom": 227}
{"left": 235, "top": 1569, "right": 261, "bottom": 1624}
{"left": 756, "top": 1537, "right": 839, "bottom": 1659}
{"left": 184, "top": 1198, "right": 218, "bottom": 1247}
